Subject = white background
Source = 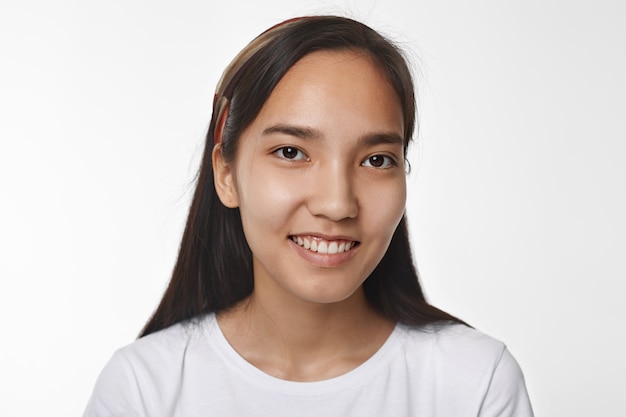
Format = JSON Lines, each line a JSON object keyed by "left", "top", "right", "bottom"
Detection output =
{"left": 1, "top": 1, "right": 624, "bottom": 416}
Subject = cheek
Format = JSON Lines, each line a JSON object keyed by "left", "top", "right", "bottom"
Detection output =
{"left": 236, "top": 166, "right": 306, "bottom": 228}
{"left": 365, "top": 180, "right": 407, "bottom": 229}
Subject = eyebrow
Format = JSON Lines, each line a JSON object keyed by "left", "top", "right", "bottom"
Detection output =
{"left": 359, "top": 132, "right": 404, "bottom": 147}
{"left": 262, "top": 123, "right": 404, "bottom": 147}
{"left": 262, "top": 124, "right": 322, "bottom": 140}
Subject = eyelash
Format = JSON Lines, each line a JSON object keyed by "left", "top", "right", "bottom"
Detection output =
{"left": 273, "top": 146, "right": 397, "bottom": 169}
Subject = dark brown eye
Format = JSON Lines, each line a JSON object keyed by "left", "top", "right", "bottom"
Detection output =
{"left": 369, "top": 155, "right": 384, "bottom": 167}
{"left": 274, "top": 146, "right": 307, "bottom": 161}
{"left": 281, "top": 147, "right": 300, "bottom": 159}
{"left": 363, "top": 155, "right": 394, "bottom": 168}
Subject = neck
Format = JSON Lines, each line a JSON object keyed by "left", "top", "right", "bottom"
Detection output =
{"left": 217, "top": 287, "right": 394, "bottom": 381}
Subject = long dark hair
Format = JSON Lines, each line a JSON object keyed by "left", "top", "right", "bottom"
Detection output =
{"left": 141, "top": 16, "right": 463, "bottom": 337}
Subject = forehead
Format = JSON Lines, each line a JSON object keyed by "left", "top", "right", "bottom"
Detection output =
{"left": 248, "top": 50, "right": 404, "bottom": 138}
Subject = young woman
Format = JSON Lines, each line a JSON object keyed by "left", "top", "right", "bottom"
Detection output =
{"left": 84, "top": 16, "right": 533, "bottom": 416}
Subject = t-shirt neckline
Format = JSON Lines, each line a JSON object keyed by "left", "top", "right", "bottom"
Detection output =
{"left": 204, "top": 312, "right": 403, "bottom": 396}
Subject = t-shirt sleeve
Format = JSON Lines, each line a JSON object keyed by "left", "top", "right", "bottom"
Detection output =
{"left": 479, "top": 347, "right": 534, "bottom": 417}
{"left": 83, "top": 351, "right": 145, "bottom": 417}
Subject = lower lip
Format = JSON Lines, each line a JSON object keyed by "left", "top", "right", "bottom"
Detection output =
{"left": 289, "top": 239, "right": 360, "bottom": 268}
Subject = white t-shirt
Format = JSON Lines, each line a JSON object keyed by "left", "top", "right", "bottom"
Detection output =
{"left": 84, "top": 314, "right": 533, "bottom": 417}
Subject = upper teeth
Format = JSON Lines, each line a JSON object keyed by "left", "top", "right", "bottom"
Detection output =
{"left": 291, "top": 236, "right": 356, "bottom": 254}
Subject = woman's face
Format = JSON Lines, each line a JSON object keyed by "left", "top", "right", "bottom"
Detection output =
{"left": 214, "top": 50, "right": 406, "bottom": 306}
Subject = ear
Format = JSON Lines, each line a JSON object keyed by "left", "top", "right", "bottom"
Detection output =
{"left": 212, "top": 144, "right": 240, "bottom": 208}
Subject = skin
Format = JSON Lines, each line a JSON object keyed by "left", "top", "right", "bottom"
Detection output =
{"left": 213, "top": 50, "right": 407, "bottom": 381}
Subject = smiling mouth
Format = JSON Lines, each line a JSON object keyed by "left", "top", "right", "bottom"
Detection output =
{"left": 289, "top": 236, "right": 359, "bottom": 254}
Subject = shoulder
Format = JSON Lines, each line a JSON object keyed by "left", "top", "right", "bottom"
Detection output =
{"left": 110, "top": 315, "right": 214, "bottom": 381}
{"left": 395, "top": 322, "right": 506, "bottom": 366}
{"left": 400, "top": 323, "right": 506, "bottom": 367}
{"left": 394, "top": 323, "right": 534, "bottom": 416}
{"left": 83, "top": 315, "right": 213, "bottom": 417}
{"left": 120, "top": 317, "right": 206, "bottom": 363}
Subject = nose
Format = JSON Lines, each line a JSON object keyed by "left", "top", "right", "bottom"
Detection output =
{"left": 307, "top": 163, "right": 359, "bottom": 221}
